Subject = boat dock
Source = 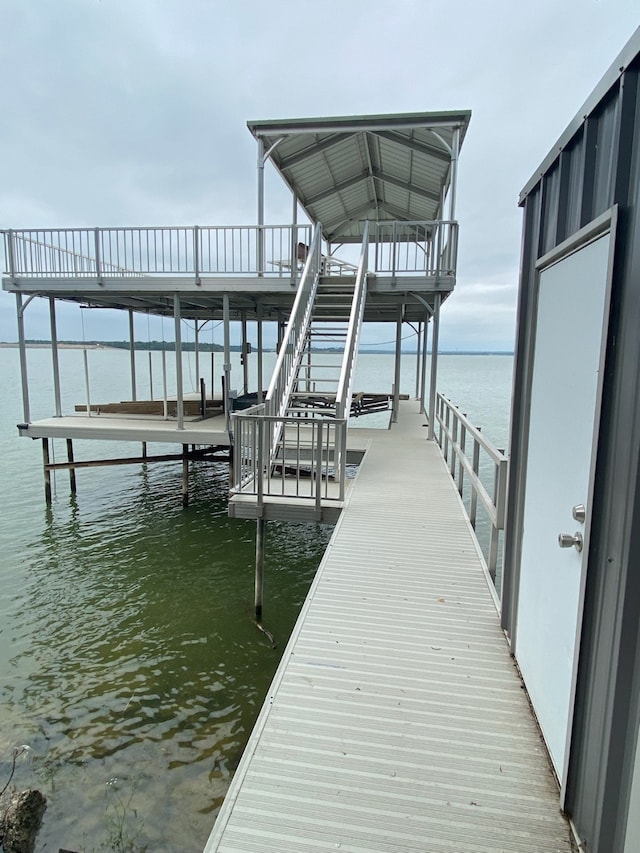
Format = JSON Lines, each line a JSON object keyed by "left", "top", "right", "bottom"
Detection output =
{"left": 205, "top": 402, "right": 573, "bottom": 852}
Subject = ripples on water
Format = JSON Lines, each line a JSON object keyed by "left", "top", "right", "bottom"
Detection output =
{"left": 0, "top": 448, "right": 332, "bottom": 851}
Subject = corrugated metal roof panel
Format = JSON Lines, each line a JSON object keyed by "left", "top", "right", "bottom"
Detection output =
{"left": 248, "top": 111, "right": 470, "bottom": 243}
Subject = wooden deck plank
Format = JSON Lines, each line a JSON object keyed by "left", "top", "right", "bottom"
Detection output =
{"left": 204, "top": 402, "right": 573, "bottom": 852}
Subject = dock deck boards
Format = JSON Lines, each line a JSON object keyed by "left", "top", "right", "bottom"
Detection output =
{"left": 204, "top": 402, "right": 573, "bottom": 853}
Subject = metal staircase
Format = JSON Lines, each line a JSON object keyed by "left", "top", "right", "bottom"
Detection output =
{"left": 229, "top": 222, "right": 369, "bottom": 518}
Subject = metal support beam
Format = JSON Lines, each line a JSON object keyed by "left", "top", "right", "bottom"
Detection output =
{"left": 392, "top": 311, "right": 402, "bottom": 423}
{"left": 420, "top": 313, "right": 429, "bottom": 414}
{"left": 257, "top": 137, "right": 265, "bottom": 277}
{"left": 255, "top": 518, "right": 265, "bottom": 621}
{"left": 49, "top": 297, "right": 62, "bottom": 417}
{"left": 194, "top": 321, "right": 200, "bottom": 390}
{"left": 428, "top": 293, "right": 441, "bottom": 440}
{"left": 16, "top": 293, "right": 31, "bottom": 423}
{"left": 223, "top": 293, "right": 231, "bottom": 432}
{"left": 174, "top": 293, "right": 184, "bottom": 430}
{"left": 128, "top": 309, "right": 137, "bottom": 402}
{"left": 415, "top": 321, "right": 422, "bottom": 400}
{"left": 449, "top": 127, "right": 460, "bottom": 222}
{"left": 257, "top": 305, "right": 263, "bottom": 403}
{"left": 241, "top": 313, "right": 248, "bottom": 396}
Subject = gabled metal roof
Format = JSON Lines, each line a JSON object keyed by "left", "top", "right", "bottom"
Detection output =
{"left": 248, "top": 111, "right": 471, "bottom": 244}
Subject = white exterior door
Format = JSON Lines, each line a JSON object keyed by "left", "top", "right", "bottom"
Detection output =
{"left": 515, "top": 215, "right": 614, "bottom": 785}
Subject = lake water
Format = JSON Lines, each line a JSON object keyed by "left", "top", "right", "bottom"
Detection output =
{"left": 0, "top": 346, "right": 512, "bottom": 852}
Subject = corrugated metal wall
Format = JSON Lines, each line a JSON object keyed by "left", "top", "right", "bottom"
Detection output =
{"left": 502, "top": 29, "right": 640, "bottom": 853}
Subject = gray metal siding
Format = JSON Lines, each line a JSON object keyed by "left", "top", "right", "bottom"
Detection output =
{"left": 505, "top": 35, "right": 640, "bottom": 853}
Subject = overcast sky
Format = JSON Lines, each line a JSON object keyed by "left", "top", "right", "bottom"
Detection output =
{"left": 1, "top": 0, "right": 638, "bottom": 350}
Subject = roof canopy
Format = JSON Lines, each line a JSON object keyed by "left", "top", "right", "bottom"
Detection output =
{"left": 248, "top": 110, "right": 471, "bottom": 244}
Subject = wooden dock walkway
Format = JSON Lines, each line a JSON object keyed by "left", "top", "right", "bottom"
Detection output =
{"left": 206, "top": 401, "right": 573, "bottom": 852}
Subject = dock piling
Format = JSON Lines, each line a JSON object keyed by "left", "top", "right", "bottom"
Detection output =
{"left": 42, "top": 438, "right": 52, "bottom": 505}
{"left": 255, "top": 518, "right": 265, "bottom": 620}
{"left": 182, "top": 444, "right": 189, "bottom": 507}
{"left": 66, "top": 439, "right": 77, "bottom": 494}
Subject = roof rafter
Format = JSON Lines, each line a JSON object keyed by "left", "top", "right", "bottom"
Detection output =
{"left": 278, "top": 133, "right": 352, "bottom": 170}
{"left": 373, "top": 130, "right": 451, "bottom": 163}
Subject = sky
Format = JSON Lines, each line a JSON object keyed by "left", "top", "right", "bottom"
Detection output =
{"left": 0, "top": 0, "right": 638, "bottom": 351}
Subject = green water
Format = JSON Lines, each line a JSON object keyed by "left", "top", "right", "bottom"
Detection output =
{"left": 0, "top": 351, "right": 332, "bottom": 851}
{"left": 0, "top": 346, "right": 512, "bottom": 851}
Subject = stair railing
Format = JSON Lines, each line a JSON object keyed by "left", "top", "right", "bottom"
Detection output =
{"left": 265, "top": 223, "right": 322, "bottom": 424}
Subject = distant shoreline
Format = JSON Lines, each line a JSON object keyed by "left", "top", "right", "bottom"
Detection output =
{"left": 0, "top": 341, "right": 514, "bottom": 355}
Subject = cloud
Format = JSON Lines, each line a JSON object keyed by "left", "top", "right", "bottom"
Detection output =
{"left": 1, "top": 0, "right": 639, "bottom": 347}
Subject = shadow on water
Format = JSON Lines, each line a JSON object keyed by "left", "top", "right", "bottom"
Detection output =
{"left": 0, "top": 458, "right": 333, "bottom": 851}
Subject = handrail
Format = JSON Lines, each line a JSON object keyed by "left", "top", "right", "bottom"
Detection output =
{"left": 373, "top": 219, "right": 458, "bottom": 276}
{"left": 265, "top": 224, "right": 322, "bottom": 420}
{"left": 230, "top": 409, "right": 347, "bottom": 513}
{"left": 435, "top": 393, "right": 508, "bottom": 586}
{"left": 2, "top": 224, "right": 312, "bottom": 279}
{"left": 335, "top": 221, "right": 369, "bottom": 420}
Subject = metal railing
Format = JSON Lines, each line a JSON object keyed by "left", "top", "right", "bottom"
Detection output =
{"left": 435, "top": 393, "right": 508, "bottom": 585}
{"left": 335, "top": 221, "right": 369, "bottom": 420}
{"left": 231, "top": 406, "right": 347, "bottom": 511}
{"left": 373, "top": 220, "right": 458, "bottom": 276}
{"left": 265, "top": 224, "right": 322, "bottom": 423}
{"left": 2, "top": 224, "right": 312, "bottom": 279}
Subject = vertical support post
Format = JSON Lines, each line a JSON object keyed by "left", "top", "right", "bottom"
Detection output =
{"left": 66, "top": 439, "right": 77, "bottom": 494}
{"left": 148, "top": 351, "right": 153, "bottom": 400}
{"left": 449, "top": 126, "right": 460, "bottom": 222}
{"left": 420, "top": 313, "right": 429, "bottom": 414}
{"left": 315, "top": 422, "right": 323, "bottom": 518}
{"left": 200, "top": 377, "right": 206, "bottom": 418}
{"left": 211, "top": 351, "right": 215, "bottom": 407}
{"left": 257, "top": 137, "right": 265, "bottom": 277}
{"left": 428, "top": 293, "right": 441, "bottom": 440}
{"left": 291, "top": 193, "right": 298, "bottom": 285}
{"left": 194, "top": 320, "right": 200, "bottom": 392}
{"left": 392, "top": 311, "right": 402, "bottom": 423}
{"left": 223, "top": 293, "right": 231, "bottom": 432}
{"left": 162, "top": 350, "right": 168, "bottom": 419}
{"left": 255, "top": 518, "right": 265, "bottom": 620}
{"left": 257, "top": 304, "right": 263, "bottom": 402}
{"left": 128, "top": 309, "right": 137, "bottom": 402}
{"left": 414, "top": 321, "right": 422, "bottom": 401}
{"left": 241, "top": 313, "right": 248, "bottom": 396}
{"left": 142, "top": 441, "right": 147, "bottom": 459}
{"left": 42, "top": 438, "right": 52, "bottom": 505}
{"left": 16, "top": 293, "right": 31, "bottom": 423}
{"left": 182, "top": 443, "right": 189, "bottom": 507}
{"left": 49, "top": 297, "right": 62, "bottom": 417}
{"left": 174, "top": 294, "right": 184, "bottom": 430}
{"left": 83, "top": 348, "right": 92, "bottom": 417}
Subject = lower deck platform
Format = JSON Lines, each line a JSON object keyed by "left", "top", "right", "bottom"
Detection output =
{"left": 204, "top": 404, "right": 573, "bottom": 852}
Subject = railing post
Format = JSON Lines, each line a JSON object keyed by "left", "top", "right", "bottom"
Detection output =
{"left": 94, "top": 227, "right": 103, "bottom": 286}
{"left": 7, "top": 230, "right": 17, "bottom": 284}
{"left": 193, "top": 225, "right": 201, "bottom": 286}
{"left": 315, "top": 421, "right": 323, "bottom": 519}
{"left": 450, "top": 411, "right": 458, "bottom": 477}
{"left": 470, "top": 433, "right": 480, "bottom": 530}
{"left": 457, "top": 420, "right": 466, "bottom": 495}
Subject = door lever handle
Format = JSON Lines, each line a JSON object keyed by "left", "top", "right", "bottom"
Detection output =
{"left": 558, "top": 532, "right": 583, "bottom": 553}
